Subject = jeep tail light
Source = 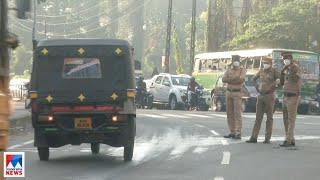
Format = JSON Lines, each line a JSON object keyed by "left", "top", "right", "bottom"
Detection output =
{"left": 38, "top": 115, "right": 55, "bottom": 123}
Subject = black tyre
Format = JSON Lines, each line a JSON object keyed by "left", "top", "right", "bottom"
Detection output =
{"left": 298, "top": 104, "right": 309, "bottom": 115}
{"left": 241, "top": 100, "right": 247, "bottom": 112}
{"left": 124, "top": 144, "right": 134, "bottom": 162}
{"left": 38, "top": 147, "right": 49, "bottom": 161}
{"left": 169, "top": 95, "right": 178, "bottom": 110}
{"left": 216, "top": 99, "right": 225, "bottom": 112}
{"left": 91, "top": 143, "right": 100, "bottom": 154}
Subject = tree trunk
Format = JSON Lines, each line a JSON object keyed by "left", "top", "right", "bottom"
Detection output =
{"left": 207, "top": 0, "right": 219, "bottom": 52}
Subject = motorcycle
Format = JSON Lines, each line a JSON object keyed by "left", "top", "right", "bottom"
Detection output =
{"left": 186, "top": 85, "right": 209, "bottom": 111}
{"left": 136, "top": 87, "right": 154, "bottom": 109}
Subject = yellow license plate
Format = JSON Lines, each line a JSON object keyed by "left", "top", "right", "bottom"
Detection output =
{"left": 74, "top": 118, "right": 92, "bottom": 129}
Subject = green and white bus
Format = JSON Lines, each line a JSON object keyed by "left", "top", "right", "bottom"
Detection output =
{"left": 193, "top": 49, "right": 320, "bottom": 114}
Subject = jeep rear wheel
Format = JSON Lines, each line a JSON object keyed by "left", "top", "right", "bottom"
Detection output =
{"left": 38, "top": 147, "right": 49, "bottom": 161}
{"left": 124, "top": 143, "right": 134, "bottom": 162}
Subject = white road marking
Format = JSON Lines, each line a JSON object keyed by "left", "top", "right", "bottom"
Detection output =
{"left": 210, "top": 130, "right": 220, "bottom": 136}
{"left": 195, "top": 124, "right": 205, "bottom": 128}
{"left": 221, "top": 140, "right": 229, "bottom": 146}
{"left": 210, "top": 114, "right": 227, "bottom": 118}
{"left": 299, "top": 122, "right": 320, "bottom": 125}
{"left": 193, "top": 147, "right": 208, "bottom": 154}
{"left": 8, "top": 140, "right": 34, "bottom": 150}
{"left": 187, "top": 114, "right": 210, "bottom": 118}
{"left": 238, "top": 135, "right": 320, "bottom": 144}
{"left": 214, "top": 177, "right": 224, "bottom": 180}
{"left": 165, "top": 114, "right": 192, "bottom": 119}
{"left": 221, "top": 151, "right": 231, "bottom": 165}
{"left": 139, "top": 114, "right": 166, "bottom": 119}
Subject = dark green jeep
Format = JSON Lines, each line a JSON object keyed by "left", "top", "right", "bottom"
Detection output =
{"left": 28, "top": 39, "right": 136, "bottom": 161}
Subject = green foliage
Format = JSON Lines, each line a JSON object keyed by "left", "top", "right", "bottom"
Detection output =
{"left": 230, "top": 0, "right": 319, "bottom": 51}
{"left": 172, "top": 26, "right": 183, "bottom": 74}
{"left": 13, "top": 70, "right": 31, "bottom": 79}
{"left": 10, "top": 44, "right": 32, "bottom": 77}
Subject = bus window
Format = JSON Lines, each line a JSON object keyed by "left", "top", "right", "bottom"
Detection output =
{"left": 252, "top": 57, "right": 261, "bottom": 69}
{"left": 245, "top": 58, "right": 253, "bottom": 69}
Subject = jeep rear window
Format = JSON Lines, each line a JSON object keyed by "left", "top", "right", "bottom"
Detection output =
{"left": 62, "top": 58, "right": 102, "bottom": 79}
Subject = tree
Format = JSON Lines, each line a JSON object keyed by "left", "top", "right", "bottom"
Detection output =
{"left": 172, "top": 24, "right": 183, "bottom": 74}
{"left": 230, "top": 0, "right": 319, "bottom": 51}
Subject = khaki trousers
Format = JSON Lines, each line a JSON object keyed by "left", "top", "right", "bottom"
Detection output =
{"left": 226, "top": 91, "right": 242, "bottom": 135}
{"left": 251, "top": 94, "right": 275, "bottom": 140}
{"left": 282, "top": 96, "right": 300, "bottom": 143}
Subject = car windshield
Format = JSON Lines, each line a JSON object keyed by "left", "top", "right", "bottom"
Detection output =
{"left": 171, "top": 77, "right": 190, "bottom": 86}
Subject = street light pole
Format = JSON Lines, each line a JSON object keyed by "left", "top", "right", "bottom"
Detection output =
{"left": 164, "top": 0, "right": 173, "bottom": 73}
{"left": 190, "top": 0, "right": 196, "bottom": 75}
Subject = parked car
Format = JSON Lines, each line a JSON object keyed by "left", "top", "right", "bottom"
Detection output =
{"left": 149, "top": 73, "right": 191, "bottom": 110}
{"left": 212, "top": 74, "right": 258, "bottom": 112}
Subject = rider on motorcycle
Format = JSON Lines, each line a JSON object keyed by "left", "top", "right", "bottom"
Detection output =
{"left": 187, "top": 77, "right": 199, "bottom": 106}
{"left": 136, "top": 75, "right": 147, "bottom": 104}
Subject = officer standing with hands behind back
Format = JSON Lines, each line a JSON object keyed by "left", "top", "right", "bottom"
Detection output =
{"left": 279, "top": 52, "right": 302, "bottom": 147}
{"left": 222, "top": 55, "right": 246, "bottom": 140}
{"left": 246, "top": 56, "right": 280, "bottom": 144}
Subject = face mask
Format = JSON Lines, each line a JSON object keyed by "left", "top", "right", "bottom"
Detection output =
{"left": 263, "top": 64, "right": 271, "bottom": 69}
{"left": 233, "top": 61, "right": 240, "bottom": 67}
{"left": 284, "top": 59, "right": 291, "bottom": 66}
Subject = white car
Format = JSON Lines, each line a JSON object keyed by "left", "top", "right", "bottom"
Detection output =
{"left": 149, "top": 73, "right": 191, "bottom": 110}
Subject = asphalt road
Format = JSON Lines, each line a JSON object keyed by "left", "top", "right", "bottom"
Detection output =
{"left": 7, "top": 109, "right": 320, "bottom": 180}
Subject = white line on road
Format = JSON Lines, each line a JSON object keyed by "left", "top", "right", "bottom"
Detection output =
{"left": 221, "top": 140, "right": 229, "bottom": 146}
{"left": 8, "top": 140, "right": 34, "bottom": 150}
{"left": 210, "top": 130, "right": 220, "bottom": 136}
{"left": 195, "top": 124, "right": 205, "bottom": 128}
{"left": 187, "top": 114, "right": 210, "bottom": 118}
{"left": 299, "top": 122, "right": 320, "bottom": 125}
{"left": 139, "top": 114, "right": 166, "bottom": 119}
{"left": 214, "top": 177, "right": 224, "bottom": 180}
{"left": 221, "top": 151, "right": 231, "bottom": 165}
{"left": 165, "top": 114, "right": 192, "bottom": 119}
{"left": 210, "top": 114, "right": 227, "bottom": 118}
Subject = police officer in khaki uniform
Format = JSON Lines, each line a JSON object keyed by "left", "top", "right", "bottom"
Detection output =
{"left": 279, "top": 52, "right": 302, "bottom": 147}
{"left": 222, "top": 55, "right": 246, "bottom": 139}
{"left": 246, "top": 56, "right": 280, "bottom": 144}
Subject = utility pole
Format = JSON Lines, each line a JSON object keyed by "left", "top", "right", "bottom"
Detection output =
{"left": 0, "top": 0, "right": 10, "bottom": 179}
{"left": 32, "top": 0, "right": 37, "bottom": 49}
{"left": 190, "top": 0, "right": 196, "bottom": 75}
{"left": 44, "top": 21, "right": 47, "bottom": 38}
{"left": 164, "top": 0, "right": 173, "bottom": 73}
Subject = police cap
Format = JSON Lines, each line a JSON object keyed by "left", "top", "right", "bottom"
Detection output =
{"left": 262, "top": 55, "right": 272, "bottom": 63}
{"left": 231, "top": 55, "right": 241, "bottom": 62}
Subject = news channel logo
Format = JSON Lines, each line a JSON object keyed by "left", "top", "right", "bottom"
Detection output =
{"left": 4, "top": 152, "right": 25, "bottom": 177}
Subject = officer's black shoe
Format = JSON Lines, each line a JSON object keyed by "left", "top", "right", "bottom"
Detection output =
{"left": 233, "top": 134, "right": 241, "bottom": 140}
{"left": 224, "top": 133, "right": 235, "bottom": 138}
{"left": 291, "top": 142, "right": 296, "bottom": 146}
{"left": 263, "top": 139, "right": 270, "bottom": 144}
{"left": 246, "top": 138, "right": 257, "bottom": 143}
{"left": 279, "top": 141, "right": 294, "bottom": 147}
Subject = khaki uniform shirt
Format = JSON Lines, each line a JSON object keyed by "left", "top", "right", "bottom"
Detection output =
{"left": 283, "top": 64, "right": 302, "bottom": 93}
{"left": 222, "top": 67, "right": 246, "bottom": 89}
{"left": 253, "top": 68, "right": 280, "bottom": 94}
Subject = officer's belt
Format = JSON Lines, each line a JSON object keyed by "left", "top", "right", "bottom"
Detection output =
{"left": 260, "top": 90, "right": 274, "bottom": 96}
{"left": 227, "top": 88, "right": 241, "bottom": 92}
{"left": 284, "top": 92, "right": 300, "bottom": 97}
